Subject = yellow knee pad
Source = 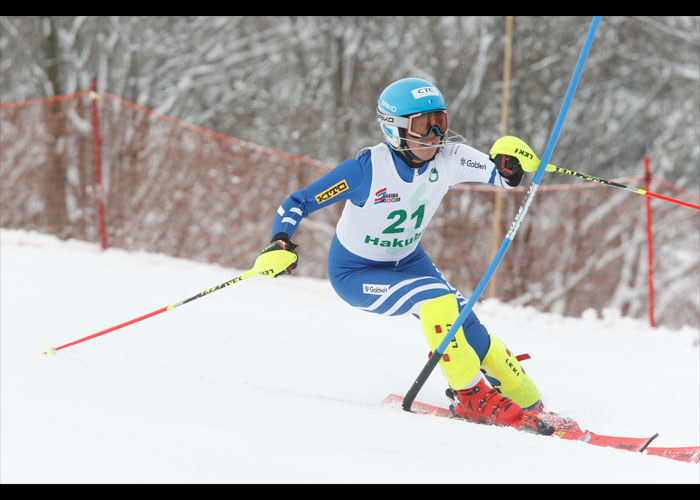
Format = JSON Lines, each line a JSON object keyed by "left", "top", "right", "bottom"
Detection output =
{"left": 419, "top": 294, "right": 480, "bottom": 390}
{"left": 481, "top": 334, "right": 542, "bottom": 409}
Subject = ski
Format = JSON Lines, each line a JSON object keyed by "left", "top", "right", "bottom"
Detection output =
{"left": 383, "top": 394, "right": 659, "bottom": 455}
{"left": 530, "top": 414, "right": 700, "bottom": 463}
{"left": 534, "top": 408, "right": 657, "bottom": 453}
{"left": 644, "top": 446, "right": 700, "bottom": 464}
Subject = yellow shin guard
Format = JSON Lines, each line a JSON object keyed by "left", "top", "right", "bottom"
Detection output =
{"left": 419, "top": 295, "right": 480, "bottom": 390}
{"left": 481, "top": 334, "right": 542, "bottom": 409}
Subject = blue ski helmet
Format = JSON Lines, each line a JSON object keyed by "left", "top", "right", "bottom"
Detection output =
{"left": 376, "top": 78, "right": 447, "bottom": 149}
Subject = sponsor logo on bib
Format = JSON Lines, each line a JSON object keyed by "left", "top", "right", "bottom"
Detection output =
{"left": 374, "top": 187, "right": 401, "bottom": 204}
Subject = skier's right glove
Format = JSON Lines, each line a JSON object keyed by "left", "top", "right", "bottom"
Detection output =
{"left": 253, "top": 232, "right": 298, "bottom": 278}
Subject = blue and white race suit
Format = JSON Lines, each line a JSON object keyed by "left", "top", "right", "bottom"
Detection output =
{"left": 270, "top": 142, "right": 514, "bottom": 360}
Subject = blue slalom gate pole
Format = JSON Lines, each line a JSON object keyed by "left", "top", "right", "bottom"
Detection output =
{"left": 402, "top": 16, "right": 601, "bottom": 411}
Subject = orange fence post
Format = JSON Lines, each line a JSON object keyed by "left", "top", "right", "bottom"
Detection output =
{"left": 90, "top": 77, "right": 108, "bottom": 250}
{"left": 644, "top": 156, "right": 655, "bottom": 327}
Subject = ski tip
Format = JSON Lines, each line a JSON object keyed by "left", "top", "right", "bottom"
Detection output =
{"left": 644, "top": 446, "right": 700, "bottom": 464}
{"left": 44, "top": 345, "right": 57, "bottom": 356}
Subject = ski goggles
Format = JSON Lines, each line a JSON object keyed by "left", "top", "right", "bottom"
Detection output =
{"left": 405, "top": 110, "right": 448, "bottom": 138}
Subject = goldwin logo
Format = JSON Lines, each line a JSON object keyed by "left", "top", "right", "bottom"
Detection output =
{"left": 363, "top": 284, "right": 389, "bottom": 295}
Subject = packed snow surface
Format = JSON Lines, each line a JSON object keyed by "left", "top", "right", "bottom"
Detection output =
{"left": 1, "top": 229, "right": 698, "bottom": 483}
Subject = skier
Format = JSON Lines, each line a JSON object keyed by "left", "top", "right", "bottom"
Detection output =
{"left": 255, "top": 77, "right": 552, "bottom": 434}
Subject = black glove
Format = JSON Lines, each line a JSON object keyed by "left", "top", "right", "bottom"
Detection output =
{"left": 258, "top": 232, "right": 298, "bottom": 277}
{"left": 492, "top": 154, "right": 524, "bottom": 187}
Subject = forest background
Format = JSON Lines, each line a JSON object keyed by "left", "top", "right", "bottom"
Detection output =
{"left": 2, "top": 16, "right": 698, "bottom": 194}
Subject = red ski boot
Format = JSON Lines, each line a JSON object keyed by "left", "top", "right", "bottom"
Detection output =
{"left": 449, "top": 378, "right": 520, "bottom": 425}
{"left": 448, "top": 378, "right": 554, "bottom": 435}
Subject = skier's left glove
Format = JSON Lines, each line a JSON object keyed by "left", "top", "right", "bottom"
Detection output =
{"left": 489, "top": 136, "right": 557, "bottom": 174}
{"left": 492, "top": 154, "right": 524, "bottom": 187}
{"left": 253, "top": 232, "right": 298, "bottom": 278}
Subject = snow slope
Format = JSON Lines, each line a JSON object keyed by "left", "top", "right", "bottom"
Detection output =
{"left": 1, "top": 229, "right": 698, "bottom": 483}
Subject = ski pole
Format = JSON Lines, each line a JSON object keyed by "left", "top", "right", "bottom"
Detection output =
{"left": 42, "top": 269, "right": 256, "bottom": 356}
{"left": 551, "top": 167, "right": 700, "bottom": 211}
{"left": 402, "top": 16, "right": 602, "bottom": 412}
{"left": 43, "top": 243, "right": 297, "bottom": 355}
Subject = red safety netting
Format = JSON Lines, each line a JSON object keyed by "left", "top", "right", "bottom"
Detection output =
{"left": 2, "top": 90, "right": 698, "bottom": 330}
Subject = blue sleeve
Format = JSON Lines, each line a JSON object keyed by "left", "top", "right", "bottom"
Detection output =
{"left": 270, "top": 150, "right": 373, "bottom": 239}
